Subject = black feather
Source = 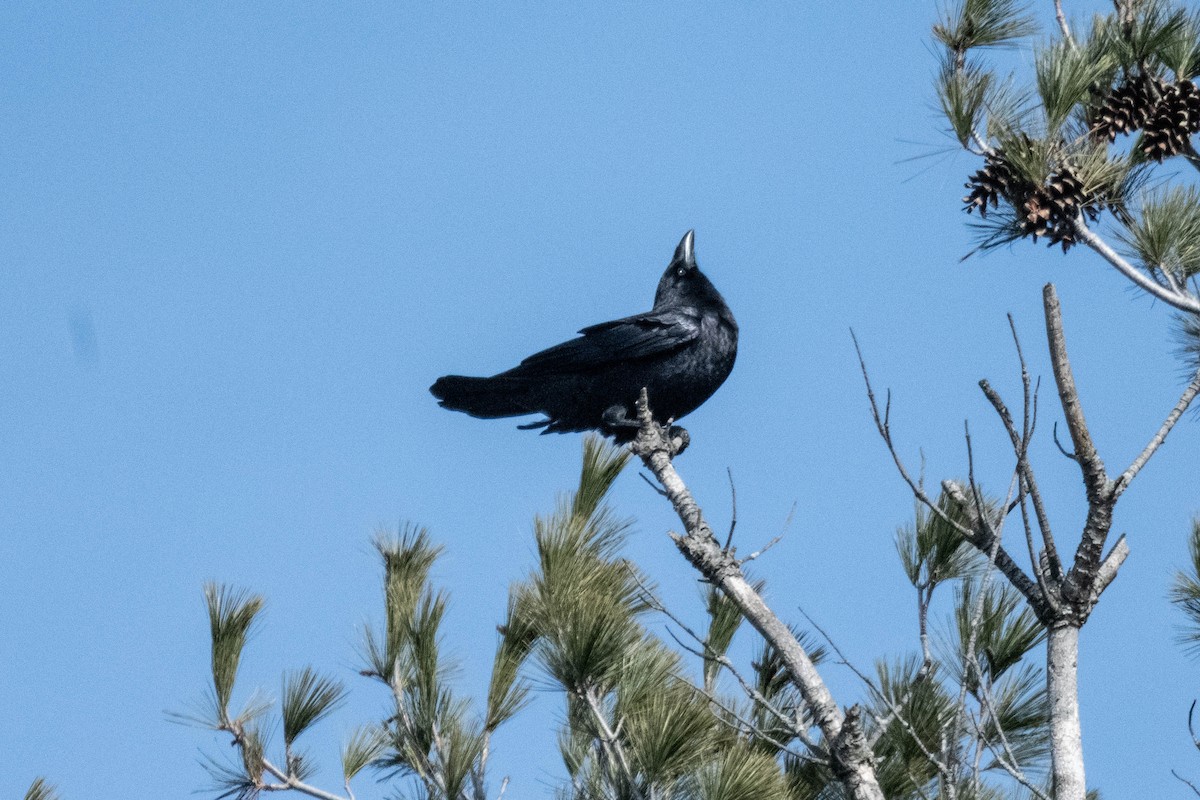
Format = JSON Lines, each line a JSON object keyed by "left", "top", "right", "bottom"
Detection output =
{"left": 430, "top": 230, "right": 737, "bottom": 442}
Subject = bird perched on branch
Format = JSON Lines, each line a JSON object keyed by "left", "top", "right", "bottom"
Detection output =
{"left": 430, "top": 230, "right": 737, "bottom": 442}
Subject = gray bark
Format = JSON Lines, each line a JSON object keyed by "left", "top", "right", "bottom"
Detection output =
{"left": 630, "top": 392, "right": 885, "bottom": 800}
{"left": 1047, "top": 623, "right": 1085, "bottom": 800}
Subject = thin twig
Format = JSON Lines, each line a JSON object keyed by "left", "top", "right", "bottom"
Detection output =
{"left": 1175, "top": 770, "right": 1200, "bottom": 798}
{"left": 974, "top": 671, "right": 1052, "bottom": 800}
{"left": 1112, "top": 367, "right": 1200, "bottom": 496}
{"left": 627, "top": 565, "right": 818, "bottom": 752}
{"left": 799, "top": 606, "right": 952, "bottom": 776}
{"left": 639, "top": 471, "right": 668, "bottom": 497}
{"left": 582, "top": 685, "right": 639, "bottom": 795}
{"left": 1008, "top": 316, "right": 1061, "bottom": 578}
{"left": 724, "top": 467, "right": 738, "bottom": 551}
{"left": 740, "top": 535, "right": 784, "bottom": 565}
{"left": 1052, "top": 421, "right": 1078, "bottom": 461}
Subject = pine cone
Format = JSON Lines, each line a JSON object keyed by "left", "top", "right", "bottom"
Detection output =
{"left": 1143, "top": 79, "right": 1200, "bottom": 161}
{"left": 1025, "top": 168, "right": 1093, "bottom": 252}
{"left": 1091, "top": 73, "right": 1165, "bottom": 142}
{"left": 963, "top": 155, "right": 1018, "bottom": 217}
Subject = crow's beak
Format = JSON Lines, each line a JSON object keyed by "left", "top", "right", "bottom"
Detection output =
{"left": 674, "top": 229, "right": 696, "bottom": 269}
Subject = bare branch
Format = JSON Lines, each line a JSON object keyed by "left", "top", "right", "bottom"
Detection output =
{"left": 1043, "top": 284, "right": 1110, "bottom": 502}
{"left": 978, "top": 379, "right": 1061, "bottom": 610}
{"left": 1071, "top": 218, "right": 1200, "bottom": 314}
{"left": 942, "top": 480, "right": 1050, "bottom": 619}
{"left": 638, "top": 471, "right": 668, "bottom": 497}
{"left": 854, "top": 332, "right": 975, "bottom": 540}
{"left": 739, "top": 535, "right": 784, "bottom": 565}
{"left": 1173, "top": 769, "right": 1200, "bottom": 798}
{"left": 1054, "top": 0, "right": 1075, "bottom": 47}
{"left": 630, "top": 388, "right": 886, "bottom": 800}
{"left": 1007, "top": 315, "right": 1062, "bottom": 578}
{"left": 582, "top": 685, "right": 638, "bottom": 795}
{"left": 723, "top": 467, "right": 737, "bottom": 551}
{"left": 1093, "top": 535, "right": 1129, "bottom": 598}
{"left": 1112, "top": 368, "right": 1200, "bottom": 496}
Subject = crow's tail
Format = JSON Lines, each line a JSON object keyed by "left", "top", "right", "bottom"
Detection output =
{"left": 429, "top": 375, "right": 539, "bottom": 419}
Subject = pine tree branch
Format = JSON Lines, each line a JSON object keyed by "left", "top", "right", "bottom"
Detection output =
{"left": 978, "top": 379, "right": 1063, "bottom": 612}
{"left": 1071, "top": 219, "right": 1200, "bottom": 314}
{"left": 222, "top": 721, "right": 350, "bottom": 800}
{"left": 629, "top": 567, "right": 819, "bottom": 752}
{"left": 261, "top": 756, "right": 349, "bottom": 800}
{"left": 1043, "top": 284, "right": 1109, "bottom": 502}
{"left": 582, "top": 685, "right": 638, "bottom": 797}
{"left": 388, "top": 662, "right": 449, "bottom": 798}
{"left": 941, "top": 480, "right": 1050, "bottom": 620}
{"left": 801, "top": 606, "right": 952, "bottom": 780}
{"left": 1054, "top": 0, "right": 1074, "bottom": 48}
{"left": 1112, "top": 367, "right": 1200, "bottom": 496}
{"left": 630, "top": 389, "right": 887, "bottom": 800}
{"left": 970, "top": 677, "right": 1052, "bottom": 800}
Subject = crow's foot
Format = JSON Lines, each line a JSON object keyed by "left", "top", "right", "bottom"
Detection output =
{"left": 666, "top": 424, "right": 690, "bottom": 457}
{"left": 602, "top": 405, "right": 641, "bottom": 429}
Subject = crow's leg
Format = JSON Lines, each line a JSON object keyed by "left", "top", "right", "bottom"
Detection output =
{"left": 602, "top": 404, "right": 641, "bottom": 430}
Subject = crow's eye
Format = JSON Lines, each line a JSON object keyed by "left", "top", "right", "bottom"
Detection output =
{"left": 675, "top": 267, "right": 686, "bottom": 277}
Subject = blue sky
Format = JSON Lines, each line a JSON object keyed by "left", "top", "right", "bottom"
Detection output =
{"left": 2, "top": 2, "right": 1198, "bottom": 797}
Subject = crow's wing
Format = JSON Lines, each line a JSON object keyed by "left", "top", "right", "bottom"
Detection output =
{"left": 505, "top": 309, "right": 701, "bottom": 376}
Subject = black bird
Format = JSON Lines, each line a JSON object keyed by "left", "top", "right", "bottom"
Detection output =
{"left": 430, "top": 230, "right": 737, "bottom": 442}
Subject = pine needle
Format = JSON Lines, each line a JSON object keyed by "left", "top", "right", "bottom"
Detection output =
{"left": 23, "top": 778, "right": 61, "bottom": 800}
{"left": 204, "top": 583, "right": 265, "bottom": 724}
{"left": 281, "top": 666, "right": 346, "bottom": 745}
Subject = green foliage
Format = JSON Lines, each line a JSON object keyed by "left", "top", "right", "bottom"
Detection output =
{"left": 896, "top": 493, "right": 980, "bottom": 590}
{"left": 952, "top": 581, "right": 1044, "bottom": 687}
{"left": 24, "top": 778, "right": 60, "bottom": 800}
{"left": 689, "top": 744, "right": 793, "bottom": 800}
{"left": 204, "top": 583, "right": 264, "bottom": 726}
{"left": 341, "top": 724, "right": 387, "bottom": 781}
{"left": 1097, "top": 0, "right": 1192, "bottom": 70}
{"left": 932, "top": 0, "right": 1037, "bottom": 52}
{"left": 368, "top": 523, "right": 443, "bottom": 681}
{"left": 1157, "top": 9, "right": 1200, "bottom": 77}
{"left": 939, "top": 56, "right": 995, "bottom": 147}
{"left": 486, "top": 585, "right": 538, "bottom": 731}
{"left": 280, "top": 666, "right": 346, "bottom": 745}
{"left": 870, "top": 656, "right": 954, "bottom": 797}
{"left": 703, "top": 583, "right": 748, "bottom": 692}
{"left": 1121, "top": 186, "right": 1200, "bottom": 280}
{"left": 1035, "top": 39, "right": 1119, "bottom": 132}
{"left": 1171, "top": 518, "right": 1200, "bottom": 657}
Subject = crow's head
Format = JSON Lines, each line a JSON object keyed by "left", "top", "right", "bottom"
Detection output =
{"left": 653, "top": 230, "right": 726, "bottom": 310}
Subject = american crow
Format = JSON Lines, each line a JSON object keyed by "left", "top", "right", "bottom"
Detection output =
{"left": 430, "top": 230, "right": 737, "bottom": 442}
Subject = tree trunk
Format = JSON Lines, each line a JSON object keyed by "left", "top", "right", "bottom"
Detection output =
{"left": 1047, "top": 622, "right": 1085, "bottom": 800}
